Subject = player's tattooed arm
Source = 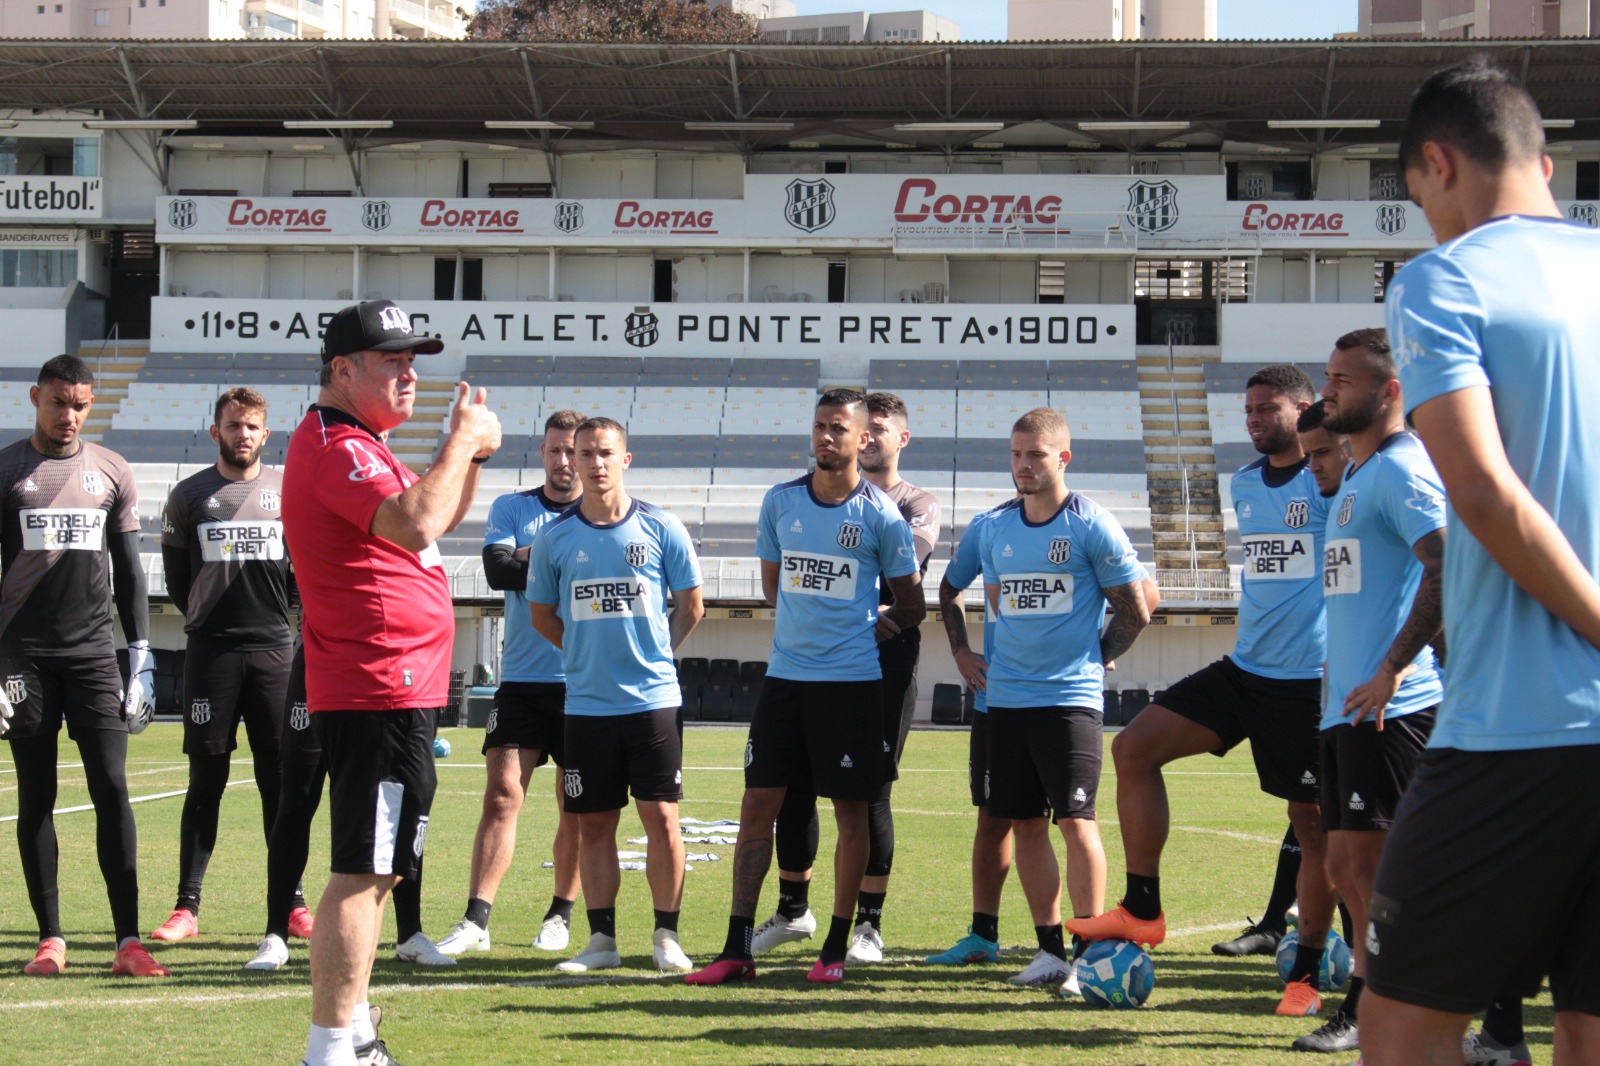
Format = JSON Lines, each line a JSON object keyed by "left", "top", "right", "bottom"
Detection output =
{"left": 1344, "top": 528, "right": 1446, "bottom": 725}
{"left": 730, "top": 837, "right": 773, "bottom": 919}
{"left": 877, "top": 571, "right": 928, "bottom": 642}
{"left": 1099, "top": 579, "right": 1151, "bottom": 665}
{"left": 939, "top": 576, "right": 987, "bottom": 690}
{"left": 1384, "top": 528, "right": 1447, "bottom": 674}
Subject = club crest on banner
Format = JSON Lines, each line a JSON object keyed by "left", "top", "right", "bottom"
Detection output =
{"left": 168, "top": 199, "right": 198, "bottom": 230}
{"left": 555, "top": 201, "right": 585, "bottom": 233}
{"left": 1126, "top": 180, "right": 1180, "bottom": 234}
{"left": 784, "top": 178, "right": 836, "bottom": 233}
{"left": 361, "top": 200, "right": 392, "bottom": 232}
{"left": 625, "top": 309, "right": 660, "bottom": 348}
{"left": 1375, "top": 203, "right": 1407, "bottom": 236}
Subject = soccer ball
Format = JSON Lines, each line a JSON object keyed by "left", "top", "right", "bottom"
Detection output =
{"left": 433, "top": 736, "right": 452, "bottom": 760}
{"left": 1074, "top": 939, "right": 1155, "bottom": 1008}
{"left": 1274, "top": 928, "right": 1352, "bottom": 991}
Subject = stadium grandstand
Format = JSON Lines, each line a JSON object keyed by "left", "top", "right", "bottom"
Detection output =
{"left": 1, "top": 36, "right": 1596, "bottom": 720}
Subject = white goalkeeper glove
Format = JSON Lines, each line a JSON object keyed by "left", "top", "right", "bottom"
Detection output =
{"left": 124, "top": 640, "right": 155, "bottom": 734}
{"left": 0, "top": 685, "right": 12, "bottom": 738}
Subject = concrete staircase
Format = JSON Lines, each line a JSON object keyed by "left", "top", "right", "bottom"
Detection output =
{"left": 78, "top": 343, "right": 148, "bottom": 445}
{"left": 389, "top": 380, "right": 456, "bottom": 471}
{"left": 1136, "top": 345, "right": 1229, "bottom": 580}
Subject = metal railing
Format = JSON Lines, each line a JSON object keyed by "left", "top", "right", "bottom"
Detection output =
{"left": 93, "top": 321, "right": 119, "bottom": 378}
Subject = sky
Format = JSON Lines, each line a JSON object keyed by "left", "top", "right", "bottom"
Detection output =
{"left": 787, "top": 0, "right": 1359, "bottom": 43}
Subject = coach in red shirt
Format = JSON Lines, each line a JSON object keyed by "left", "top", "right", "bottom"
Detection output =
{"left": 284, "top": 300, "right": 500, "bottom": 1066}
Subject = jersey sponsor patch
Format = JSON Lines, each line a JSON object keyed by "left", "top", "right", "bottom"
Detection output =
{"left": 1242, "top": 533, "right": 1316, "bottom": 580}
{"left": 1323, "top": 538, "right": 1362, "bottom": 596}
{"left": 20, "top": 507, "right": 106, "bottom": 551}
{"left": 570, "top": 576, "right": 649, "bottom": 619}
{"left": 997, "top": 571, "right": 1075, "bottom": 615}
{"left": 198, "top": 520, "right": 285, "bottom": 562}
{"left": 417, "top": 543, "right": 443, "bottom": 569}
{"left": 780, "top": 550, "right": 858, "bottom": 599}
{"left": 343, "top": 439, "right": 391, "bottom": 482}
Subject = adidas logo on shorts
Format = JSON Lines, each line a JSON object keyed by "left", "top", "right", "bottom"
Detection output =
{"left": 840, "top": 754, "right": 853, "bottom": 769}
{"left": 1301, "top": 770, "right": 1317, "bottom": 786}
{"left": 1348, "top": 792, "right": 1366, "bottom": 811}
{"left": 1072, "top": 787, "right": 1087, "bottom": 803}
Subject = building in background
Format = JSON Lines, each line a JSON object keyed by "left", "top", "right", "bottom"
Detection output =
{"left": 0, "top": 0, "right": 473, "bottom": 39}
{"left": 1359, "top": 0, "right": 1597, "bottom": 37}
{"left": 1008, "top": 0, "right": 1216, "bottom": 40}
{"left": 751, "top": 6, "right": 959, "bottom": 41}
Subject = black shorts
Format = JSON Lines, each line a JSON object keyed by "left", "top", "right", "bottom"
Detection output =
{"left": 561, "top": 707, "right": 682, "bottom": 814}
{"left": 278, "top": 643, "right": 322, "bottom": 768}
{"left": 745, "top": 676, "right": 885, "bottom": 801}
{"left": 1367, "top": 744, "right": 1600, "bottom": 1017}
{"left": 1318, "top": 709, "right": 1434, "bottom": 832}
{"left": 181, "top": 634, "right": 292, "bottom": 758}
{"left": 968, "top": 712, "right": 990, "bottom": 808}
{"left": 1155, "top": 657, "right": 1322, "bottom": 803}
{"left": 484, "top": 681, "right": 566, "bottom": 764}
{"left": 985, "top": 705, "right": 1103, "bottom": 821}
{"left": 877, "top": 629, "right": 921, "bottom": 790}
{"left": 0, "top": 645, "right": 123, "bottom": 740}
{"left": 314, "top": 708, "right": 439, "bottom": 880}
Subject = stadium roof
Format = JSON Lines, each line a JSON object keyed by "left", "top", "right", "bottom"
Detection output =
{"left": 2, "top": 37, "right": 1597, "bottom": 150}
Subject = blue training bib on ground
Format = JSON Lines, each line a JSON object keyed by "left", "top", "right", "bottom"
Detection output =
{"left": 756, "top": 474, "right": 918, "bottom": 682}
{"left": 484, "top": 488, "right": 570, "bottom": 684}
{"left": 528, "top": 499, "right": 701, "bottom": 715}
{"left": 1391, "top": 214, "right": 1600, "bottom": 751}
{"left": 1230, "top": 458, "right": 1328, "bottom": 680}
{"left": 1320, "top": 433, "right": 1446, "bottom": 731}
{"left": 945, "top": 503, "right": 1008, "bottom": 714}
{"left": 979, "top": 493, "right": 1146, "bottom": 710}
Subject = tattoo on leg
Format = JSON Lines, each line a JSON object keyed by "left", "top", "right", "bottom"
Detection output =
{"left": 731, "top": 838, "right": 773, "bottom": 917}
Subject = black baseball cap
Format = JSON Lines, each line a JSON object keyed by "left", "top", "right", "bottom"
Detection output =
{"left": 320, "top": 299, "right": 445, "bottom": 363}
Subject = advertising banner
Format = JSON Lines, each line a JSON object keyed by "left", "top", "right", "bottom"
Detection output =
{"left": 0, "top": 177, "right": 102, "bottom": 220}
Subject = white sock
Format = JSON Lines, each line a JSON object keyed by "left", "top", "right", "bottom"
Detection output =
{"left": 302, "top": 1024, "right": 355, "bottom": 1066}
{"left": 350, "top": 1001, "right": 375, "bottom": 1045}
{"left": 116, "top": 936, "right": 139, "bottom": 951}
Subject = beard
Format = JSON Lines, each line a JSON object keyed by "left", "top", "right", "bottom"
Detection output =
{"left": 1323, "top": 391, "right": 1383, "bottom": 435}
{"left": 546, "top": 468, "right": 577, "bottom": 493}
{"left": 857, "top": 449, "right": 887, "bottom": 473}
{"left": 1253, "top": 423, "right": 1300, "bottom": 456}
{"left": 218, "top": 439, "right": 262, "bottom": 471}
{"left": 815, "top": 451, "right": 849, "bottom": 471}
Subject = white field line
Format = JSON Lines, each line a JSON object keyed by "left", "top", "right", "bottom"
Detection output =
{"left": 0, "top": 778, "right": 255, "bottom": 823}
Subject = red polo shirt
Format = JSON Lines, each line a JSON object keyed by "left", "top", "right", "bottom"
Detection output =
{"left": 283, "top": 404, "right": 454, "bottom": 712}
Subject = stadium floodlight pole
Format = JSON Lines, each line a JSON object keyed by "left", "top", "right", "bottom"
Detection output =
{"left": 82, "top": 119, "right": 199, "bottom": 130}
{"left": 282, "top": 120, "right": 394, "bottom": 130}
{"left": 1267, "top": 119, "right": 1383, "bottom": 129}
{"left": 484, "top": 120, "right": 595, "bottom": 130}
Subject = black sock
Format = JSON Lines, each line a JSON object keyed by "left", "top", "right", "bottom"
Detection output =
{"left": 1288, "top": 934, "right": 1324, "bottom": 984}
{"left": 464, "top": 897, "right": 491, "bottom": 930}
{"left": 586, "top": 907, "right": 616, "bottom": 940}
{"left": 1483, "top": 996, "right": 1524, "bottom": 1047}
{"left": 721, "top": 915, "right": 754, "bottom": 960}
{"left": 776, "top": 878, "right": 810, "bottom": 920}
{"left": 972, "top": 911, "right": 999, "bottom": 943}
{"left": 1035, "top": 923, "right": 1067, "bottom": 961}
{"left": 1337, "top": 976, "right": 1364, "bottom": 1022}
{"left": 1070, "top": 931, "right": 1088, "bottom": 961}
{"left": 819, "top": 914, "right": 853, "bottom": 964}
{"left": 544, "top": 896, "right": 575, "bottom": 925}
{"left": 392, "top": 874, "right": 422, "bottom": 943}
{"left": 1261, "top": 825, "right": 1300, "bottom": 933}
{"left": 291, "top": 883, "right": 307, "bottom": 912}
{"left": 1337, "top": 900, "right": 1354, "bottom": 943}
{"left": 1124, "top": 873, "right": 1161, "bottom": 921}
{"left": 175, "top": 894, "right": 200, "bottom": 918}
{"left": 856, "top": 890, "right": 886, "bottom": 932}
{"left": 653, "top": 909, "right": 680, "bottom": 934}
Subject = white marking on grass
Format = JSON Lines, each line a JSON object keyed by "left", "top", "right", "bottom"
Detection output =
{"left": 0, "top": 779, "right": 255, "bottom": 823}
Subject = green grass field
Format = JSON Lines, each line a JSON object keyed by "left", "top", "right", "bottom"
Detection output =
{"left": 0, "top": 725, "right": 1554, "bottom": 1064}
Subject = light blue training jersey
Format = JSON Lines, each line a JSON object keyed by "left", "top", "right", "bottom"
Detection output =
{"left": 1320, "top": 432, "right": 1447, "bottom": 731}
{"left": 483, "top": 487, "right": 570, "bottom": 684}
{"left": 527, "top": 499, "right": 701, "bottom": 716}
{"left": 1230, "top": 458, "right": 1329, "bottom": 680}
{"left": 756, "top": 473, "right": 919, "bottom": 682}
{"left": 945, "top": 503, "right": 1008, "bottom": 713}
{"left": 979, "top": 493, "right": 1146, "bottom": 711}
{"left": 1391, "top": 214, "right": 1600, "bottom": 751}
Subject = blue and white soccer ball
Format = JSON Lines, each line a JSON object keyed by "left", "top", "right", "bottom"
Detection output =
{"left": 1274, "top": 928, "right": 1352, "bottom": 991}
{"left": 433, "top": 736, "right": 452, "bottom": 760}
{"left": 1074, "top": 938, "right": 1155, "bottom": 1009}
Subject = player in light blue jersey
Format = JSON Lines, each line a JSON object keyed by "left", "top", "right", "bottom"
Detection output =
{"left": 688, "top": 389, "right": 925, "bottom": 988}
{"left": 434, "top": 410, "right": 585, "bottom": 959}
{"left": 1363, "top": 61, "right": 1600, "bottom": 1066}
{"left": 1073, "top": 367, "right": 1339, "bottom": 1018}
{"left": 529, "top": 417, "right": 704, "bottom": 975}
{"left": 981, "top": 407, "right": 1151, "bottom": 991}
{"left": 1285, "top": 328, "right": 1446, "bottom": 1051}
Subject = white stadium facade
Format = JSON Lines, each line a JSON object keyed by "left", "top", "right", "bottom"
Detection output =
{"left": 1, "top": 37, "right": 1596, "bottom": 720}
